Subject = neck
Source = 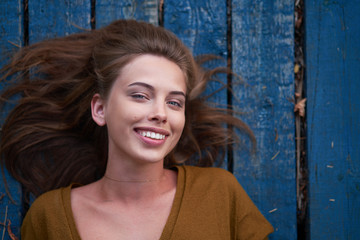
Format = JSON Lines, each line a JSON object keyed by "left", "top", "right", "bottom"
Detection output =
{"left": 104, "top": 158, "right": 166, "bottom": 182}
{"left": 98, "top": 162, "right": 173, "bottom": 201}
{"left": 103, "top": 172, "right": 166, "bottom": 183}
{"left": 98, "top": 169, "right": 176, "bottom": 203}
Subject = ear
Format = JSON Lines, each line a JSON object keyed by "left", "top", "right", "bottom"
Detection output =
{"left": 91, "top": 93, "right": 106, "bottom": 126}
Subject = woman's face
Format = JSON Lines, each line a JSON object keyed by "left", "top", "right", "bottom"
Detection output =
{"left": 92, "top": 54, "right": 186, "bottom": 165}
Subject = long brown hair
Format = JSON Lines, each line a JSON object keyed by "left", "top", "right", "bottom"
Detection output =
{"left": 0, "top": 20, "right": 254, "bottom": 198}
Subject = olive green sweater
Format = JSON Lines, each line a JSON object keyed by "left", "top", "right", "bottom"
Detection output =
{"left": 22, "top": 165, "right": 273, "bottom": 239}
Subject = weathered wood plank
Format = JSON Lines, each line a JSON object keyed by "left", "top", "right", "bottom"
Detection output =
{"left": 163, "top": 0, "right": 228, "bottom": 97}
{"left": 96, "top": 0, "right": 159, "bottom": 28}
{"left": 231, "top": 1, "right": 296, "bottom": 239}
{"left": 0, "top": 1, "right": 91, "bottom": 238}
{"left": 1, "top": 1, "right": 300, "bottom": 239}
{"left": 163, "top": 0, "right": 227, "bottom": 57}
{"left": 28, "top": 0, "right": 91, "bottom": 44}
{"left": 0, "top": 1, "right": 24, "bottom": 239}
{"left": 305, "top": 0, "right": 360, "bottom": 239}
{"left": 0, "top": 169, "right": 22, "bottom": 240}
{"left": 163, "top": 0, "right": 229, "bottom": 168}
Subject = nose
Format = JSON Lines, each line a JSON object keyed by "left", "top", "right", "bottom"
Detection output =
{"left": 148, "top": 101, "right": 167, "bottom": 123}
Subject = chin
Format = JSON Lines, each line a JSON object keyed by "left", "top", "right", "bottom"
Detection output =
{"left": 135, "top": 153, "right": 166, "bottom": 164}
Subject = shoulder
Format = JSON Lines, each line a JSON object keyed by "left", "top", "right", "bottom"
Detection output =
{"left": 177, "top": 165, "right": 249, "bottom": 201}
{"left": 27, "top": 185, "right": 71, "bottom": 215}
{"left": 181, "top": 165, "right": 234, "bottom": 178}
{"left": 23, "top": 186, "right": 71, "bottom": 229}
{"left": 179, "top": 166, "right": 274, "bottom": 238}
{"left": 180, "top": 165, "right": 241, "bottom": 188}
{"left": 21, "top": 185, "right": 80, "bottom": 239}
{"left": 26, "top": 188, "right": 63, "bottom": 217}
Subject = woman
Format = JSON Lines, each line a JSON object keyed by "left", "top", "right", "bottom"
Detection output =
{"left": 0, "top": 20, "right": 273, "bottom": 239}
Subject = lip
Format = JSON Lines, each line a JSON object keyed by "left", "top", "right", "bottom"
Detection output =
{"left": 134, "top": 127, "right": 170, "bottom": 146}
{"left": 135, "top": 127, "right": 170, "bottom": 136}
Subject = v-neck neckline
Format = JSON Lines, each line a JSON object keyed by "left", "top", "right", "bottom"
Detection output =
{"left": 159, "top": 165, "right": 185, "bottom": 239}
{"left": 64, "top": 165, "right": 186, "bottom": 240}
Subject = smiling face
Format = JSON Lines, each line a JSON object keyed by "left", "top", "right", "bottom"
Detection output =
{"left": 91, "top": 54, "right": 187, "bottom": 167}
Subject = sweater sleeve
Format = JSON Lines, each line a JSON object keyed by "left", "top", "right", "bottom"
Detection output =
{"left": 21, "top": 191, "right": 56, "bottom": 240}
{"left": 180, "top": 166, "right": 274, "bottom": 240}
{"left": 226, "top": 173, "right": 274, "bottom": 240}
{"left": 21, "top": 186, "right": 80, "bottom": 240}
{"left": 21, "top": 212, "right": 38, "bottom": 240}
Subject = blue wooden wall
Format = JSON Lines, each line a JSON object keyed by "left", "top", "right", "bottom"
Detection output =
{"left": 1, "top": 0, "right": 295, "bottom": 239}
{"left": 305, "top": 0, "right": 360, "bottom": 239}
{"left": 1, "top": 0, "right": 357, "bottom": 239}
{"left": 0, "top": 1, "right": 24, "bottom": 239}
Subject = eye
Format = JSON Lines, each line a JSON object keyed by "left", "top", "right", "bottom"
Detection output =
{"left": 131, "top": 94, "right": 148, "bottom": 100}
{"left": 167, "top": 100, "right": 183, "bottom": 108}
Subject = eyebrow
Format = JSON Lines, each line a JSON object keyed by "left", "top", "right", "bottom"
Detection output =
{"left": 128, "top": 82, "right": 186, "bottom": 97}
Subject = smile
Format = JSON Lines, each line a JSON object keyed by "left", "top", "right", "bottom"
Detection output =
{"left": 138, "top": 130, "right": 166, "bottom": 140}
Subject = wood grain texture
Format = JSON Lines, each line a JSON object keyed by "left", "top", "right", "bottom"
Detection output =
{"left": 163, "top": 0, "right": 227, "bottom": 57}
{"left": 306, "top": 0, "right": 360, "bottom": 239}
{"left": 1, "top": 1, "right": 91, "bottom": 238}
{"left": 0, "top": 1, "right": 306, "bottom": 239}
{"left": 0, "top": 1, "right": 23, "bottom": 239}
{"left": 163, "top": 0, "right": 229, "bottom": 168}
{"left": 96, "top": 0, "right": 159, "bottom": 28}
{"left": 231, "top": 1, "right": 296, "bottom": 239}
{"left": 28, "top": 0, "right": 91, "bottom": 44}
{"left": 163, "top": 0, "right": 228, "bottom": 120}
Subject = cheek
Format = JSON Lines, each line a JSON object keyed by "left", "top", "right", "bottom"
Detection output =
{"left": 180, "top": 117, "right": 186, "bottom": 132}
{"left": 132, "top": 115, "right": 141, "bottom": 121}
{"left": 173, "top": 113, "right": 186, "bottom": 134}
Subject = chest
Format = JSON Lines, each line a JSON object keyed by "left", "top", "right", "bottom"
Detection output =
{"left": 79, "top": 209, "right": 168, "bottom": 240}
{"left": 73, "top": 196, "right": 174, "bottom": 240}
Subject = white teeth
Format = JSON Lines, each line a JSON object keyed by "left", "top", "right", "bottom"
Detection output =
{"left": 139, "top": 131, "right": 165, "bottom": 140}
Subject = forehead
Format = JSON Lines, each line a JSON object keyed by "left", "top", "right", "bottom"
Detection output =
{"left": 113, "top": 54, "right": 187, "bottom": 92}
